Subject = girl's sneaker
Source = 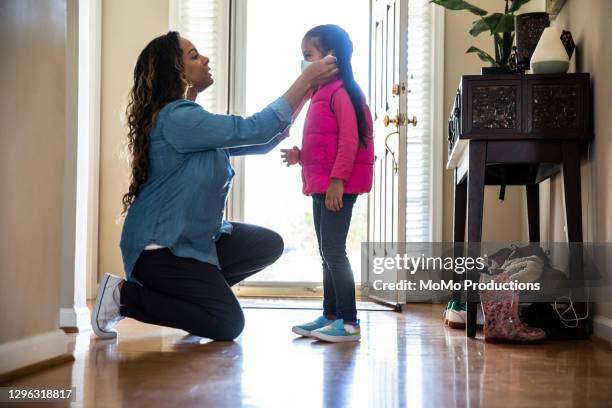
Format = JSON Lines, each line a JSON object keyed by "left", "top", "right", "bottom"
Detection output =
{"left": 443, "top": 300, "right": 484, "bottom": 329}
{"left": 292, "top": 315, "right": 334, "bottom": 337}
{"left": 310, "top": 319, "right": 361, "bottom": 343}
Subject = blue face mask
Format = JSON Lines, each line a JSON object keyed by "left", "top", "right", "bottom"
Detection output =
{"left": 301, "top": 60, "right": 312, "bottom": 73}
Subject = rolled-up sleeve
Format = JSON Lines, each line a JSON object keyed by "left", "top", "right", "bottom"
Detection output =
{"left": 268, "top": 97, "right": 293, "bottom": 125}
{"left": 162, "top": 97, "right": 292, "bottom": 153}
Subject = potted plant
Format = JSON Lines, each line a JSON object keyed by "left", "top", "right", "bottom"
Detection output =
{"left": 430, "top": 0, "right": 532, "bottom": 74}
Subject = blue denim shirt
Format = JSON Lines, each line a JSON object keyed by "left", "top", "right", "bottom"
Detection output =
{"left": 120, "top": 97, "right": 292, "bottom": 282}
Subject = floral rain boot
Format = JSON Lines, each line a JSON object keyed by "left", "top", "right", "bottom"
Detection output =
{"left": 479, "top": 272, "right": 546, "bottom": 344}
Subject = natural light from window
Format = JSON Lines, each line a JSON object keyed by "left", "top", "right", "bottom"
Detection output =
{"left": 242, "top": 0, "right": 370, "bottom": 284}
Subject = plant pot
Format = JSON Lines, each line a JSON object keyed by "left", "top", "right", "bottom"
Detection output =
{"left": 481, "top": 66, "right": 513, "bottom": 75}
{"left": 515, "top": 12, "right": 550, "bottom": 66}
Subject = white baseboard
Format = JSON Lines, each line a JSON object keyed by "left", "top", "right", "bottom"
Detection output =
{"left": 592, "top": 315, "right": 612, "bottom": 343}
{"left": 0, "top": 330, "right": 72, "bottom": 377}
{"left": 59, "top": 306, "right": 92, "bottom": 332}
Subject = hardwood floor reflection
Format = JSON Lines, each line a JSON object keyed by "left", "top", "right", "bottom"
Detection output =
{"left": 4, "top": 304, "right": 612, "bottom": 407}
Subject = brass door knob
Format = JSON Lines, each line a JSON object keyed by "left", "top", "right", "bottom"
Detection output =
{"left": 384, "top": 114, "right": 417, "bottom": 127}
{"left": 384, "top": 115, "right": 400, "bottom": 127}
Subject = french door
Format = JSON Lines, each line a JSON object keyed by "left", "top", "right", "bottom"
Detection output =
{"left": 365, "top": 0, "right": 411, "bottom": 306}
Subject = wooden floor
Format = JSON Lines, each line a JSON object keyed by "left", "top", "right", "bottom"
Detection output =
{"left": 4, "top": 304, "right": 612, "bottom": 407}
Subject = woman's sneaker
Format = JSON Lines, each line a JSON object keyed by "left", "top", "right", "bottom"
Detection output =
{"left": 292, "top": 315, "right": 334, "bottom": 337}
{"left": 91, "top": 273, "right": 125, "bottom": 339}
{"left": 310, "top": 319, "right": 360, "bottom": 343}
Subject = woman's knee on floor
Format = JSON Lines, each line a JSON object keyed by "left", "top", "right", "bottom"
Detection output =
{"left": 215, "top": 304, "right": 245, "bottom": 341}
{"left": 191, "top": 303, "right": 245, "bottom": 341}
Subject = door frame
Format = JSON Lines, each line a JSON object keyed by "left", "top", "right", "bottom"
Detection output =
{"left": 62, "top": 0, "right": 102, "bottom": 331}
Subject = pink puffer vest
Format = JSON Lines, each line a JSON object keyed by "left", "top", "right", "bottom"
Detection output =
{"left": 300, "top": 79, "right": 374, "bottom": 195}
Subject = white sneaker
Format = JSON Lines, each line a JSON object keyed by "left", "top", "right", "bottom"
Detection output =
{"left": 444, "top": 301, "right": 484, "bottom": 329}
{"left": 91, "top": 273, "right": 125, "bottom": 339}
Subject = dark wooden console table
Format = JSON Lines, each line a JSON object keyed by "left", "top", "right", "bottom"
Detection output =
{"left": 447, "top": 73, "right": 592, "bottom": 338}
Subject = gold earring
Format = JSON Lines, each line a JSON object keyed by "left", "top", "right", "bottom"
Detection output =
{"left": 184, "top": 81, "right": 193, "bottom": 98}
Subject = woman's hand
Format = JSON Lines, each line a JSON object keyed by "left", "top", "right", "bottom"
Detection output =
{"left": 280, "top": 146, "right": 300, "bottom": 166}
{"left": 283, "top": 55, "right": 337, "bottom": 112}
{"left": 301, "top": 55, "right": 339, "bottom": 88}
{"left": 325, "top": 179, "right": 344, "bottom": 211}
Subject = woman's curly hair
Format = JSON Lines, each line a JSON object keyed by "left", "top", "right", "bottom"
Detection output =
{"left": 122, "top": 31, "right": 189, "bottom": 214}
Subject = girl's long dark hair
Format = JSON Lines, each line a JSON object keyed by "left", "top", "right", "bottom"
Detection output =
{"left": 122, "top": 31, "right": 188, "bottom": 214}
{"left": 304, "top": 24, "right": 369, "bottom": 148}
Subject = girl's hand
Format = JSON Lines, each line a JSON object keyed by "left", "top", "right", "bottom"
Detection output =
{"left": 280, "top": 146, "right": 300, "bottom": 166}
{"left": 325, "top": 179, "right": 344, "bottom": 211}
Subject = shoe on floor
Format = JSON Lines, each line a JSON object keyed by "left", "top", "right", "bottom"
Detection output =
{"left": 444, "top": 301, "right": 484, "bottom": 329}
{"left": 91, "top": 273, "right": 125, "bottom": 339}
{"left": 292, "top": 315, "right": 334, "bottom": 337}
{"left": 310, "top": 319, "right": 361, "bottom": 343}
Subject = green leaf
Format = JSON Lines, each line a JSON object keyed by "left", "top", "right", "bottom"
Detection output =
{"left": 496, "top": 14, "right": 515, "bottom": 33}
{"left": 466, "top": 46, "right": 498, "bottom": 66}
{"left": 469, "top": 18, "right": 494, "bottom": 37}
{"left": 469, "top": 13, "right": 515, "bottom": 37}
{"left": 429, "top": 0, "right": 488, "bottom": 16}
{"left": 508, "top": 0, "right": 531, "bottom": 13}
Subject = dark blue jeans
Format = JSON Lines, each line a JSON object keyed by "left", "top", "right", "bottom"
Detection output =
{"left": 312, "top": 193, "right": 358, "bottom": 322}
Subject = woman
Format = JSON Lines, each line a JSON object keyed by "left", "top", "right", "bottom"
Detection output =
{"left": 91, "top": 31, "right": 338, "bottom": 340}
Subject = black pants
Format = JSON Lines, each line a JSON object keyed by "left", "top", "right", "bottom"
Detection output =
{"left": 120, "top": 222, "right": 284, "bottom": 341}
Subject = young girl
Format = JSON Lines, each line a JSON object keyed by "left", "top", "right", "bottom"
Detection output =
{"left": 281, "top": 25, "right": 374, "bottom": 342}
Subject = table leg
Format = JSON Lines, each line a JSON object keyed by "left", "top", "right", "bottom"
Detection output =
{"left": 466, "top": 141, "right": 486, "bottom": 338}
{"left": 526, "top": 184, "right": 540, "bottom": 242}
{"left": 453, "top": 171, "right": 467, "bottom": 303}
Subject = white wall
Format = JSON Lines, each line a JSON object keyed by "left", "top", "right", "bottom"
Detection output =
{"left": 440, "top": 0, "right": 545, "bottom": 243}
{"left": 550, "top": 0, "right": 612, "bottom": 337}
{"left": 0, "top": 0, "right": 72, "bottom": 378}
{"left": 98, "top": 0, "right": 170, "bottom": 281}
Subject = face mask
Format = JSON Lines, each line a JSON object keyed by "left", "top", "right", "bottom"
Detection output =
{"left": 301, "top": 60, "right": 312, "bottom": 73}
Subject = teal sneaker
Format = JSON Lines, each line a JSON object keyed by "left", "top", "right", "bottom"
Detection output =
{"left": 310, "top": 319, "right": 361, "bottom": 343}
{"left": 292, "top": 315, "right": 334, "bottom": 337}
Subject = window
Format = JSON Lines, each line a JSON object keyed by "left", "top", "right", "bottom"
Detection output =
{"left": 169, "top": 0, "right": 230, "bottom": 113}
{"left": 406, "top": 0, "right": 443, "bottom": 242}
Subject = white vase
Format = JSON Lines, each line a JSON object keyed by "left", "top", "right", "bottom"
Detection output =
{"left": 530, "top": 27, "right": 570, "bottom": 74}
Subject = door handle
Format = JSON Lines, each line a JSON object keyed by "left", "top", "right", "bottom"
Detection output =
{"left": 384, "top": 114, "right": 418, "bottom": 128}
{"left": 384, "top": 114, "right": 402, "bottom": 127}
{"left": 384, "top": 131, "right": 399, "bottom": 174}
